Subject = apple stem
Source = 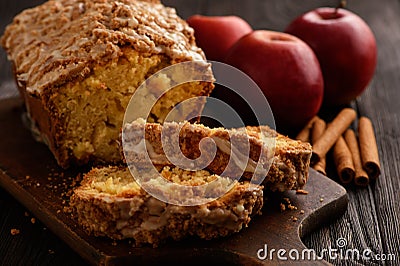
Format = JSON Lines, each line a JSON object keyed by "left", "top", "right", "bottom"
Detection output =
{"left": 335, "top": 0, "right": 347, "bottom": 13}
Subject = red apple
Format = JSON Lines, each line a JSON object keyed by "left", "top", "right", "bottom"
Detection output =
{"left": 187, "top": 15, "right": 252, "bottom": 62}
{"left": 224, "top": 30, "right": 324, "bottom": 134}
{"left": 285, "top": 7, "right": 377, "bottom": 106}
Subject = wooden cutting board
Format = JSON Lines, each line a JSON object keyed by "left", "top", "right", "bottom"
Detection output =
{"left": 0, "top": 98, "right": 347, "bottom": 265}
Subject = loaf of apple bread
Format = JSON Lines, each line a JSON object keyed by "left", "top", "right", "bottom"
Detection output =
{"left": 70, "top": 165, "right": 263, "bottom": 247}
{"left": 0, "top": 0, "right": 214, "bottom": 168}
{"left": 122, "top": 120, "right": 312, "bottom": 192}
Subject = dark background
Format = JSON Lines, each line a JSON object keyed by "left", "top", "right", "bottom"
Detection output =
{"left": 1, "top": 0, "right": 399, "bottom": 265}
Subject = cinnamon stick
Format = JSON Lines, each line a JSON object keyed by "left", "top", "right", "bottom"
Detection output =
{"left": 344, "top": 129, "right": 369, "bottom": 186}
{"left": 311, "top": 108, "right": 356, "bottom": 165}
{"left": 296, "top": 116, "right": 317, "bottom": 142}
{"left": 333, "top": 136, "right": 355, "bottom": 184}
{"left": 358, "top": 117, "right": 381, "bottom": 180}
{"left": 311, "top": 117, "right": 327, "bottom": 175}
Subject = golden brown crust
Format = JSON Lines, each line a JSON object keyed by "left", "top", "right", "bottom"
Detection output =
{"left": 1, "top": 0, "right": 205, "bottom": 95}
{"left": 70, "top": 166, "right": 263, "bottom": 247}
{"left": 122, "top": 121, "right": 312, "bottom": 192}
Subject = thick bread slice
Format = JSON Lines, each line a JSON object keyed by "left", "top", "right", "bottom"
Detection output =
{"left": 70, "top": 166, "right": 263, "bottom": 247}
{"left": 122, "top": 120, "right": 312, "bottom": 192}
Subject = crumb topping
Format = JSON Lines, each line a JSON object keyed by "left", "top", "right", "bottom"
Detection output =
{"left": 1, "top": 0, "right": 205, "bottom": 94}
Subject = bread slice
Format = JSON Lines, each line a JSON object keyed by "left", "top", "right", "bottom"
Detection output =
{"left": 1, "top": 0, "right": 214, "bottom": 168}
{"left": 122, "top": 120, "right": 312, "bottom": 192}
{"left": 70, "top": 165, "right": 263, "bottom": 247}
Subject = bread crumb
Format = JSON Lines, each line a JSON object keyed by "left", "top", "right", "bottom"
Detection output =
{"left": 283, "top": 197, "right": 290, "bottom": 204}
{"left": 300, "top": 210, "right": 305, "bottom": 215}
{"left": 31, "top": 218, "right": 36, "bottom": 224}
{"left": 292, "top": 217, "right": 298, "bottom": 222}
{"left": 296, "top": 189, "right": 309, "bottom": 195}
{"left": 280, "top": 198, "right": 297, "bottom": 211}
{"left": 63, "top": 206, "right": 72, "bottom": 213}
{"left": 11, "top": 229, "right": 20, "bottom": 235}
{"left": 25, "top": 175, "right": 30, "bottom": 180}
{"left": 320, "top": 198, "right": 324, "bottom": 202}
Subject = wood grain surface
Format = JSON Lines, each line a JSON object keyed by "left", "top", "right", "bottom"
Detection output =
{"left": 1, "top": 0, "right": 400, "bottom": 265}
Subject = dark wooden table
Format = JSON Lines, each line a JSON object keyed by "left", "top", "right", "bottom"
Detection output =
{"left": 1, "top": 0, "right": 399, "bottom": 265}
